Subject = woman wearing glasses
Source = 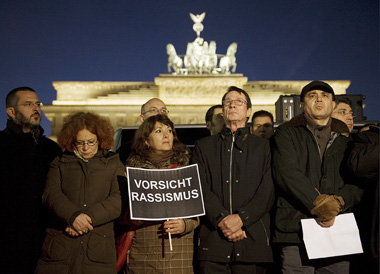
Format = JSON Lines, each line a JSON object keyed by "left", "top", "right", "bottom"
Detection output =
{"left": 36, "top": 112, "right": 123, "bottom": 274}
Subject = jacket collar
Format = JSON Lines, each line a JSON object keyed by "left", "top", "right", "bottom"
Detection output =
{"left": 220, "top": 126, "right": 250, "bottom": 150}
{"left": 220, "top": 125, "right": 250, "bottom": 138}
{"left": 286, "top": 113, "right": 349, "bottom": 134}
{"left": 60, "top": 149, "right": 111, "bottom": 164}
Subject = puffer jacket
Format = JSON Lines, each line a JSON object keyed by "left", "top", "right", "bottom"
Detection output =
{"left": 192, "top": 126, "right": 274, "bottom": 263}
{"left": 271, "top": 114, "right": 363, "bottom": 243}
{"left": 36, "top": 150, "right": 123, "bottom": 274}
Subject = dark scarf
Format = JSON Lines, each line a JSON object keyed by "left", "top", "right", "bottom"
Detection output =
{"left": 304, "top": 114, "right": 332, "bottom": 158}
{"left": 147, "top": 150, "right": 174, "bottom": 168}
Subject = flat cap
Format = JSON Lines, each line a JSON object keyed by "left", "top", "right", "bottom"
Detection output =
{"left": 300, "top": 80, "right": 335, "bottom": 102}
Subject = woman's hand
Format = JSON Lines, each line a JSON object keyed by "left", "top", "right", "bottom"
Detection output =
{"left": 164, "top": 219, "right": 185, "bottom": 235}
{"left": 72, "top": 213, "right": 93, "bottom": 235}
{"left": 65, "top": 226, "right": 80, "bottom": 237}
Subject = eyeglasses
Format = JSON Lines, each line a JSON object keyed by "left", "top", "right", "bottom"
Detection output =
{"left": 142, "top": 107, "right": 169, "bottom": 115}
{"left": 335, "top": 110, "right": 355, "bottom": 118}
{"left": 11, "top": 102, "right": 43, "bottom": 108}
{"left": 223, "top": 99, "right": 247, "bottom": 107}
{"left": 75, "top": 140, "right": 98, "bottom": 147}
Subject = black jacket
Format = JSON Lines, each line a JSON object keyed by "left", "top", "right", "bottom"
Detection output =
{"left": 271, "top": 114, "right": 363, "bottom": 244}
{"left": 0, "top": 119, "right": 61, "bottom": 273}
{"left": 347, "top": 126, "right": 379, "bottom": 262}
{"left": 192, "top": 126, "right": 274, "bottom": 263}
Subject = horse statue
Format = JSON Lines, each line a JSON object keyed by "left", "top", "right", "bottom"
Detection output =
{"left": 204, "top": 40, "right": 218, "bottom": 74}
{"left": 166, "top": 43, "right": 183, "bottom": 74}
{"left": 219, "top": 42, "right": 237, "bottom": 74}
{"left": 184, "top": 37, "right": 209, "bottom": 74}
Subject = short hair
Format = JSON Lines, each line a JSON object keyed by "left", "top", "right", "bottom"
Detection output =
{"left": 6, "top": 86, "right": 36, "bottom": 108}
{"left": 251, "top": 110, "right": 274, "bottom": 124}
{"left": 57, "top": 112, "right": 114, "bottom": 152}
{"left": 130, "top": 114, "right": 189, "bottom": 166}
{"left": 205, "top": 105, "right": 223, "bottom": 123}
{"left": 334, "top": 97, "right": 352, "bottom": 108}
{"left": 222, "top": 86, "right": 252, "bottom": 109}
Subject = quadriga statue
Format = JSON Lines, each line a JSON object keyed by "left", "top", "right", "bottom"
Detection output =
{"left": 166, "top": 43, "right": 183, "bottom": 74}
{"left": 219, "top": 42, "right": 237, "bottom": 74}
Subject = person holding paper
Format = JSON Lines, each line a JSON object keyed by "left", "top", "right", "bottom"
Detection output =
{"left": 271, "top": 81, "right": 363, "bottom": 273}
{"left": 125, "top": 114, "right": 199, "bottom": 274}
{"left": 35, "top": 112, "right": 123, "bottom": 274}
{"left": 192, "top": 86, "right": 274, "bottom": 273}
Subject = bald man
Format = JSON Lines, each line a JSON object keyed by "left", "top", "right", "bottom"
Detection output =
{"left": 118, "top": 98, "right": 169, "bottom": 164}
{"left": 139, "top": 98, "right": 169, "bottom": 123}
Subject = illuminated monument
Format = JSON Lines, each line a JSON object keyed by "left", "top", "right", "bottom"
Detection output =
{"left": 43, "top": 12, "right": 349, "bottom": 138}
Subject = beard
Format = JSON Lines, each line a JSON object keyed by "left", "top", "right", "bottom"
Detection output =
{"left": 15, "top": 110, "right": 41, "bottom": 129}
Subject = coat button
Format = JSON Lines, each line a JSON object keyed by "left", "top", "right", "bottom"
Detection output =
{"left": 227, "top": 255, "right": 230, "bottom": 259}
{"left": 226, "top": 180, "right": 229, "bottom": 183}
{"left": 83, "top": 204, "right": 87, "bottom": 207}
{"left": 227, "top": 149, "right": 230, "bottom": 152}
{"left": 236, "top": 253, "right": 240, "bottom": 256}
{"left": 235, "top": 180, "right": 239, "bottom": 183}
{"left": 239, "top": 150, "right": 242, "bottom": 153}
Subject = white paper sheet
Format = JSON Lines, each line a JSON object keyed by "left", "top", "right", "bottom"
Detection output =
{"left": 301, "top": 213, "right": 363, "bottom": 259}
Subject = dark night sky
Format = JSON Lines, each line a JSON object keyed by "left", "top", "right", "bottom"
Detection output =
{"left": 0, "top": 0, "right": 378, "bottom": 135}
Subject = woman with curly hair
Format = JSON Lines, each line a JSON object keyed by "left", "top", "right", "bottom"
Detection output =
{"left": 36, "top": 112, "right": 123, "bottom": 274}
{"left": 124, "top": 114, "right": 199, "bottom": 274}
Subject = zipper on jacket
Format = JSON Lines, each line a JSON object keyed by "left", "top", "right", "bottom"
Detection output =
{"left": 228, "top": 133, "right": 235, "bottom": 214}
{"left": 260, "top": 219, "right": 270, "bottom": 246}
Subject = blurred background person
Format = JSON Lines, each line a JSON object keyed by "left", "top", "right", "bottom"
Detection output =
{"left": 347, "top": 124, "right": 379, "bottom": 273}
{"left": 116, "top": 97, "right": 169, "bottom": 165}
{"left": 36, "top": 112, "right": 123, "bottom": 274}
{"left": 125, "top": 114, "right": 199, "bottom": 274}
{"left": 205, "top": 104, "right": 224, "bottom": 135}
{"left": 331, "top": 97, "right": 354, "bottom": 133}
{"left": 251, "top": 110, "right": 274, "bottom": 139}
{"left": 139, "top": 98, "right": 168, "bottom": 122}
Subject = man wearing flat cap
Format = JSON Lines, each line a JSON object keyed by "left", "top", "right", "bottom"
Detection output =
{"left": 271, "top": 80, "right": 362, "bottom": 273}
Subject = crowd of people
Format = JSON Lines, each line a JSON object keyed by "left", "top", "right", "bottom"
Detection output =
{"left": 0, "top": 82, "right": 378, "bottom": 274}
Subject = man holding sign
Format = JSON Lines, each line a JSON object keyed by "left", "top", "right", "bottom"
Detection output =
{"left": 192, "top": 86, "right": 274, "bottom": 273}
